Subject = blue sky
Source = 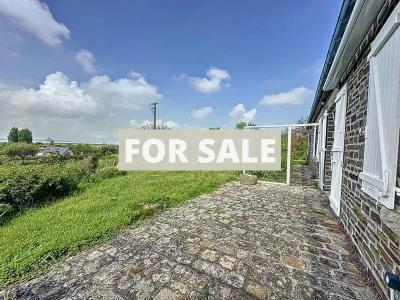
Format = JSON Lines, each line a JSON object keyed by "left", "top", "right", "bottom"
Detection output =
{"left": 0, "top": 0, "right": 342, "bottom": 142}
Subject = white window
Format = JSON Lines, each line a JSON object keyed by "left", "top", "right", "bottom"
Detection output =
{"left": 360, "top": 5, "right": 400, "bottom": 209}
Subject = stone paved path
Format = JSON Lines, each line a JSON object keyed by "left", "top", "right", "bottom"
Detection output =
{"left": 2, "top": 182, "right": 377, "bottom": 300}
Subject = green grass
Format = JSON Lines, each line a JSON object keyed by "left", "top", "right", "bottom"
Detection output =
{"left": 0, "top": 171, "right": 237, "bottom": 287}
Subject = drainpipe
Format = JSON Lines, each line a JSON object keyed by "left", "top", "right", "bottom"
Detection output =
{"left": 385, "top": 272, "right": 400, "bottom": 300}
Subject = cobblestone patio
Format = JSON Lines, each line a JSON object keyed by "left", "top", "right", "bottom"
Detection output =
{"left": 2, "top": 180, "right": 377, "bottom": 299}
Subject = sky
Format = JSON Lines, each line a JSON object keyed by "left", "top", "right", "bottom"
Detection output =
{"left": 0, "top": 0, "right": 342, "bottom": 143}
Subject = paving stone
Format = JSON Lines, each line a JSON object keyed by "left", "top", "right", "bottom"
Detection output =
{"left": 1, "top": 172, "right": 377, "bottom": 300}
{"left": 281, "top": 255, "right": 306, "bottom": 270}
{"left": 219, "top": 255, "right": 237, "bottom": 270}
{"left": 245, "top": 281, "right": 268, "bottom": 299}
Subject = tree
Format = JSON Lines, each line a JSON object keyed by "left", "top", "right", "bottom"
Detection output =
{"left": 7, "top": 127, "right": 19, "bottom": 142}
{"left": 4, "top": 143, "right": 38, "bottom": 160}
{"left": 70, "top": 144, "right": 96, "bottom": 157}
{"left": 291, "top": 117, "right": 309, "bottom": 162}
{"left": 140, "top": 122, "right": 172, "bottom": 130}
{"left": 235, "top": 121, "right": 256, "bottom": 129}
{"left": 18, "top": 128, "right": 33, "bottom": 143}
{"left": 96, "top": 144, "right": 118, "bottom": 157}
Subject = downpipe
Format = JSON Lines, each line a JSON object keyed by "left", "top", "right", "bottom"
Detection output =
{"left": 384, "top": 272, "right": 400, "bottom": 300}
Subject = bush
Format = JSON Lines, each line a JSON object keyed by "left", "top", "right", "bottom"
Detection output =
{"left": 96, "top": 145, "right": 118, "bottom": 157}
{"left": 84, "top": 155, "right": 99, "bottom": 173}
{"left": 69, "top": 144, "right": 97, "bottom": 158}
{"left": 3, "top": 143, "right": 38, "bottom": 160}
{"left": 94, "top": 167, "right": 126, "bottom": 181}
{"left": 0, "top": 162, "right": 89, "bottom": 213}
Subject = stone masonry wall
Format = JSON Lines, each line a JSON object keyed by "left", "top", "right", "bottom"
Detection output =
{"left": 339, "top": 1, "right": 400, "bottom": 298}
{"left": 323, "top": 108, "right": 335, "bottom": 191}
{"left": 307, "top": 128, "right": 318, "bottom": 180}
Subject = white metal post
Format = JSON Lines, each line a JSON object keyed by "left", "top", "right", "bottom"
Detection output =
{"left": 242, "top": 126, "right": 247, "bottom": 175}
{"left": 312, "top": 126, "right": 317, "bottom": 158}
{"left": 243, "top": 123, "right": 318, "bottom": 185}
{"left": 287, "top": 126, "right": 292, "bottom": 185}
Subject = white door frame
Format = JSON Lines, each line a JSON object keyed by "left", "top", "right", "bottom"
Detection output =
{"left": 329, "top": 85, "right": 347, "bottom": 216}
{"left": 318, "top": 112, "right": 327, "bottom": 190}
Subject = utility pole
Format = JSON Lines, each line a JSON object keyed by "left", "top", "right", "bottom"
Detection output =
{"left": 150, "top": 102, "right": 158, "bottom": 129}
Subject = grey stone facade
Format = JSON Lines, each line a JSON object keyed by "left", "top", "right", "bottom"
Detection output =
{"left": 323, "top": 108, "right": 335, "bottom": 192}
{"left": 308, "top": 1, "right": 400, "bottom": 298}
{"left": 340, "top": 47, "right": 400, "bottom": 299}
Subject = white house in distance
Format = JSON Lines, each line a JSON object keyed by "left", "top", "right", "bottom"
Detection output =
{"left": 307, "top": 0, "right": 400, "bottom": 297}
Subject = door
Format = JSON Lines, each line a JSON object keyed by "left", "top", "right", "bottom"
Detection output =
{"left": 329, "top": 86, "right": 347, "bottom": 216}
{"left": 318, "top": 113, "right": 327, "bottom": 189}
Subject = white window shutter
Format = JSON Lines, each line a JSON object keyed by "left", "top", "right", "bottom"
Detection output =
{"left": 360, "top": 12, "right": 400, "bottom": 209}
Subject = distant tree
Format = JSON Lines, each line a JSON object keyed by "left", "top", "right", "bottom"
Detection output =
{"left": 291, "top": 117, "right": 309, "bottom": 162}
{"left": 70, "top": 144, "right": 96, "bottom": 157}
{"left": 7, "top": 127, "right": 19, "bottom": 142}
{"left": 18, "top": 128, "right": 33, "bottom": 143}
{"left": 4, "top": 143, "right": 38, "bottom": 160}
{"left": 141, "top": 122, "right": 172, "bottom": 130}
{"left": 96, "top": 144, "right": 118, "bottom": 157}
{"left": 235, "top": 121, "right": 256, "bottom": 129}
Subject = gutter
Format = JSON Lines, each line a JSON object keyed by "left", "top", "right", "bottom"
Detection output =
{"left": 307, "top": 0, "right": 356, "bottom": 123}
{"left": 323, "top": 0, "right": 366, "bottom": 91}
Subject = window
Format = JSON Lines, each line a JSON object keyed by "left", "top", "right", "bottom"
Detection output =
{"left": 360, "top": 5, "right": 400, "bottom": 209}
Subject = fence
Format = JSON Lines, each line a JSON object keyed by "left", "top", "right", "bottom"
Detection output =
{"left": 244, "top": 123, "right": 319, "bottom": 185}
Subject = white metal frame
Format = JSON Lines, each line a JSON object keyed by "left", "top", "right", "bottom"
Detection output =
{"left": 244, "top": 123, "right": 319, "bottom": 185}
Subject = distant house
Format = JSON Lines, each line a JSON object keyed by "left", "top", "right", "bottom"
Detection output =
{"left": 36, "top": 147, "right": 73, "bottom": 156}
{"left": 44, "top": 137, "right": 54, "bottom": 144}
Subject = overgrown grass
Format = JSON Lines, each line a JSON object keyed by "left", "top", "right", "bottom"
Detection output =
{"left": 0, "top": 171, "right": 237, "bottom": 287}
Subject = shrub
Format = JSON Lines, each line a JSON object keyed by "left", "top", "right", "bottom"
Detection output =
{"left": 84, "top": 155, "right": 99, "bottom": 173}
{"left": 69, "top": 144, "right": 97, "bottom": 158}
{"left": 96, "top": 145, "right": 118, "bottom": 157}
{"left": 98, "top": 155, "right": 118, "bottom": 169}
{"left": 3, "top": 143, "right": 38, "bottom": 160}
{"left": 0, "top": 162, "right": 89, "bottom": 212}
{"left": 94, "top": 167, "right": 126, "bottom": 181}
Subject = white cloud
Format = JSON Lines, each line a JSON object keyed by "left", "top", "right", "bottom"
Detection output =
{"left": 75, "top": 49, "right": 95, "bottom": 74}
{"left": 229, "top": 103, "right": 246, "bottom": 117}
{"left": 0, "top": 0, "right": 70, "bottom": 47}
{"left": 5, "top": 72, "right": 98, "bottom": 117}
{"left": 129, "top": 119, "right": 138, "bottom": 127}
{"left": 228, "top": 103, "right": 256, "bottom": 122}
{"left": 191, "top": 106, "right": 213, "bottom": 119}
{"left": 164, "top": 120, "right": 179, "bottom": 128}
{"left": 188, "top": 67, "right": 231, "bottom": 93}
{"left": 128, "top": 70, "right": 143, "bottom": 79}
{"left": 259, "top": 86, "right": 312, "bottom": 106}
{"left": 83, "top": 74, "right": 161, "bottom": 110}
{"left": 241, "top": 108, "right": 256, "bottom": 121}
{"left": 0, "top": 71, "right": 162, "bottom": 142}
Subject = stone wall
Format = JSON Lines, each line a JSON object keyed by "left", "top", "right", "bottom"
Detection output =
{"left": 323, "top": 108, "right": 335, "bottom": 191}
{"left": 338, "top": 1, "right": 400, "bottom": 298}
{"left": 307, "top": 128, "right": 318, "bottom": 179}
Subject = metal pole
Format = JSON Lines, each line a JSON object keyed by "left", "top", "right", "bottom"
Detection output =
{"left": 151, "top": 102, "right": 158, "bottom": 129}
{"left": 286, "top": 126, "right": 292, "bottom": 185}
{"left": 243, "top": 126, "right": 247, "bottom": 175}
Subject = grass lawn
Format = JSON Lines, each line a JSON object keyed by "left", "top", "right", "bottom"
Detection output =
{"left": 0, "top": 171, "right": 237, "bottom": 287}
